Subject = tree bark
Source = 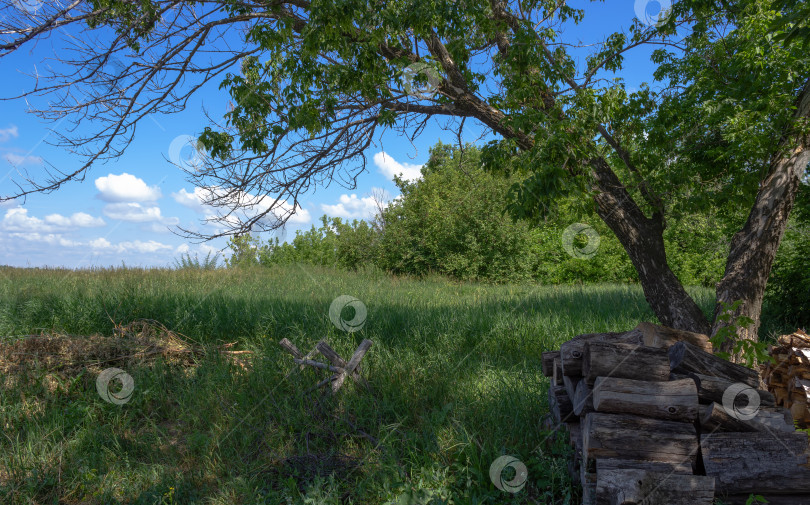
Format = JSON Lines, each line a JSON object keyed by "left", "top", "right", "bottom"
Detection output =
{"left": 712, "top": 77, "right": 810, "bottom": 361}
{"left": 589, "top": 157, "right": 712, "bottom": 335}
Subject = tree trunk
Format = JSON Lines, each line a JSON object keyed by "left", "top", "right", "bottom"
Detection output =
{"left": 711, "top": 78, "right": 810, "bottom": 361}
{"left": 589, "top": 157, "right": 711, "bottom": 335}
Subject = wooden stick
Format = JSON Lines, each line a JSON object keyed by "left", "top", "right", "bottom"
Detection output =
{"left": 279, "top": 338, "right": 303, "bottom": 358}
{"left": 332, "top": 339, "right": 373, "bottom": 392}
{"left": 292, "top": 358, "right": 344, "bottom": 373}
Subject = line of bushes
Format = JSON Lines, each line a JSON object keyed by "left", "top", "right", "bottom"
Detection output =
{"left": 220, "top": 142, "right": 809, "bottom": 332}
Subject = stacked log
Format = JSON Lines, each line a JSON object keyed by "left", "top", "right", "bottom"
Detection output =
{"left": 542, "top": 322, "right": 810, "bottom": 505}
{"left": 762, "top": 329, "right": 810, "bottom": 427}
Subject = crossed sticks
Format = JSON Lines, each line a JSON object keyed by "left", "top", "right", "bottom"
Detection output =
{"left": 279, "top": 337, "right": 372, "bottom": 392}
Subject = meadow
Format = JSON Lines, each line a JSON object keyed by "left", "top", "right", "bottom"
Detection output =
{"left": 0, "top": 264, "right": 716, "bottom": 504}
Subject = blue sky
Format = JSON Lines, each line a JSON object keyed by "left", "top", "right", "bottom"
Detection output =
{"left": 0, "top": 0, "right": 670, "bottom": 268}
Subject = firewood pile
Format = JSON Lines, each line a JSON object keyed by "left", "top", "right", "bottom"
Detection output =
{"left": 762, "top": 329, "right": 810, "bottom": 428}
{"left": 541, "top": 322, "right": 810, "bottom": 505}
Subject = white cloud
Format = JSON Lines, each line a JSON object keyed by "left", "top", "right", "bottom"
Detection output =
{"left": 172, "top": 187, "right": 209, "bottom": 214}
{"left": 44, "top": 212, "right": 105, "bottom": 228}
{"left": 119, "top": 240, "right": 175, "bottom": 254}
{"left": 374, "top": 151, "right": 422, "bottom": 182}
{"left": 88, "top": 237, "right": 174, "bottom": 254}
{"left": 8, "top": 232, "right": 78, "bottom": 247}
{"left": 175, "top": 243, "right": 190, "bottom": 254}
{"left": 321, "top": 193, "right": 380, "bottom": 219}
{"left": 95, "top": 173, "right": 162, "bottom": 202}
{"left": 103, "top": 202, "right": 165, "bottom": 222}
{"left": 172, "top": 186, "right": 310, "bottom": 226}
{"left": 2, "top": 207, "right": 105, "bottom": 233}
{"left": 3, "top": 153, "right": 43, "bottom": 166}
{"left": 0, "top": 125, "right": 19, "bottom": 143}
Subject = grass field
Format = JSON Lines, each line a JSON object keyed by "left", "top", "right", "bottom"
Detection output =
{"left": 0, "top": 264, "right": 716, "bottom": 504}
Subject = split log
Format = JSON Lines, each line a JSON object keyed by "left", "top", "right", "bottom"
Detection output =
{"left": 595, "top": 470, "right": 714, "bottom": 505}
{"left": 563, "top": 374, "right": 580, "bottom": 401}
{"left": 582, "top": 413, "right": 697, "bottom": 465}
{"left": 582, "top": 342, "right": 669, "bottom": 385}
{"left": 699, "top": 402, "right": 795, "bottom": 433}
{"left": 592, "top": 377, "right": 698, "bottom": 423}
{"left": 701, "top": 432, "right": 810, "bottom": 494}
{"left": 677, "top": 371, "right": 775, "bottom": 407}
{"left": 668, "top": 341, "right": 760, "bottom": 388}
{"left": 581, "top": 469, "right": 597, "bottom": 505}
{"left": 553, "top": 357, "right": 564, "bottom": 386}
{"left": 548, "top": 384, "right": 574, "bottom": 423}
{"left": 717, "top": 495, "right": 810, "bottom": 505}
{"left": 542, "top": 351, "right": 559, "bottom": 377}
{"left": 637, "top": 321, "right": 713, "bottom": 353}
{"left": 559, "top": 329, "right": 643, "bottom": 376}
{"left": 595, "top": 458, "right": 692, "bottom": 474}
{"left": 573, "top": 379, "right": 594, "bottom": 417}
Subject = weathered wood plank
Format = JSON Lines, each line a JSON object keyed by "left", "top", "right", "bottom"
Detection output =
{"left": 668, "top": 341, "right": 760, "bottom": 388}
{"left": 701, "top": 432, "right": 810, "bottom": 494}
{"left": 637, "top": 321, "right": 713, "bottom": 353}
{"left": 582, "top": 412, "right": 698, "bottom": 465}
{"left": 582, "top": 342, "right": 670, "bottom": 385}
{"left": 596, "top": 470, "right": 714, "bottom": 505}
{"left": 592, "top": 377, "right": 698, "bottom": 422}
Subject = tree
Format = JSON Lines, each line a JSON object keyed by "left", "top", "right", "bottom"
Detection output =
{"left": 1, "top": 0, "right": 808, "bottom": 360}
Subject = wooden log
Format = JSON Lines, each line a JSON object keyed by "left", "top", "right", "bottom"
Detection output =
{"left": 668, "top": 341, "right": 760, "bottom": 388}
{"left": 541, "top": 350, "right": 559, "bottom": 377}
{"left": 548, "top": 384, "right": 574, "bottom": 423}
{"left": 582, "top": 342, "right": 669, "bottom": 385}
{"left": 637, "top": 321, "right": 713, "bottom": 353}
{"left": 596, "top": 470, "right": 714, "bottom": 505}
{"left": 573, "top": 379, "right": 594, "bottom": 417}
{"left": 700, "top": 402, "right": 795, "bottom": 433}
{"left": 563, "top": 374, "right": 580, "bottom": 401}
{"left": 595, "top": 458, "right": 693, "bottom": 474}
{"left": 581, "top": 468, "right": 597, "bottom": 505}
{"left": 582, "top": 413, "right": 697, "bottom": 465}
{"left": 682, "top": 371, "right": 775, "bottom": 407}
{"left": 714, "top": 495, "right": 810, "bottom": 505}
{"left": 701, "top": 432, "right": 810, "bottom": 493}
{"left": 559, "top": 329, "right": 644, "bottom": 376}
{"left": 592, "top": 377, "right": 698, "bottom": 423}
{"left": 553, "top": 357, "right": 564, "bottom": 386}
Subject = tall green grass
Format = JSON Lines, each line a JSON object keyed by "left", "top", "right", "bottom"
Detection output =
{"left": 0, "top": 265, "right": 715, "bottom": 504}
